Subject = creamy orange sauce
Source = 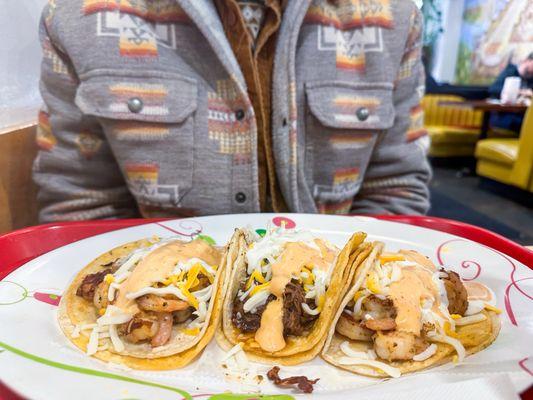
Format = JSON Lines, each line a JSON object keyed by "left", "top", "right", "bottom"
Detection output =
{"left": 114, "top": 239, "right": 221, "bottom": 315}
{"left": 270, "top": 240, "right": 336, "bottom": 297}
{"left": 255, "top": 298, "right": 285, "bottom": 352}
{"left": 399, "top": 250, "right": 437, "bottom": 272}
{"left": 389, "top": 266, "right": 440, "bottom": 334}
{"left": 464, "top": 281, "right": 493, "bottom": 301}
{"left": 254, "top": 239, "right": 337, "bottom": 351}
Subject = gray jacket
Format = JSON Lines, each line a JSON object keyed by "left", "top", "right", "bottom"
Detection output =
{"left": 34, "top": 0, "right": 431, "bottom": 221}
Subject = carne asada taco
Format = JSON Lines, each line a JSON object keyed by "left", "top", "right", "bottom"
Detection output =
{"left": 322, "top": 242, "right": 501, "bottom": 377}
{"left": 58, "top": 235, "right": 230, "bottom": 369}
{"left": 217, "top": 225, "right": 372, "bottom": 365}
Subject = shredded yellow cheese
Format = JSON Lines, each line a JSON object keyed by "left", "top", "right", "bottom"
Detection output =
{"left": 184, "top": 263, "right": 213, "bottom": 291}
{"left": 443, "top": 321, "right": 458, "bottom": 338}
{"left": 104, "top": 274, "right": 114, "bottom": 284}
{"left": 379, "top": 253, "right": 405, "bottom": 264}
{"left": 98, "top": 308, "right": 106, "bottom": 316}
{"left": 249, "top": 282, "right": 270, "bottom": 297}
{"left": 245, "top": 269, "right": 265, "bottom": 290}
{"left": 317, "top": 294, "right": 325, "bottom": 309}
{"left": 452, "top": 355, "right": 458, "bottom": 364}
{"left": 484, "top": 303, "right": 502, "bottom": 314}
{"left": 353, "top": 290, "right": 366, "bottom": 302}
{"left": 178, "top": 285, "right": 199, "bottom": 309}
{"left": 450, "top": 314, "right": 462, "bottom": 320}
{"left": 366, "top": 271, "right": 381, "bottom": 294}
{"left": 182, "top": 327, "right": 200, "bottom": 336}
{"left": 301, "top": 266, "right": 315, "bottom": 286}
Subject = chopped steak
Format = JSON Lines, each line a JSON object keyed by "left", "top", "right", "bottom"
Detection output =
{"left": 282, "top": 282, "right": 317, "bottom": 336}
{"left": 232, "top": 292, "right": 275, "bottom": 333}
{"left": 267, "top": 366, "right": 319, "bottom": 394}
{"left": 233, "top": 280, "right": 318, "bottom": 336}
{"left": 441, "top": 269, "right": 468, "bottom": 315}
{"left": 76, "top": 268, "right": 113, "bottom": 301}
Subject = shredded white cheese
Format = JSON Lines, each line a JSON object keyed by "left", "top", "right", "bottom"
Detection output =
{"left": 340, "top": 341, "right": 376, "bottom": 359}
{"left": 126, "top": 285, "right": 187, "bottom": 301}
{"left": 243, "top": 289, "right": 270, "bottom": 313}
{"left": 108, "top": 282, "right": 120, "bottom": 302}
{"left": 337, "top": 357, "right": 401, "bottom": 378}
{"left": 412, "top": 343, "right": 438, "bottom": 361}
{"left": 455, "top": 313, "right": 487, "bottom": 326}
{"left": 221, "top": 343, "right": 244, "bottom": 362}
{"left": 108, "top": 324, "right": 124, "bottom": 352}
{"left": 87, "top": 326, "right": 100, "bottom": 355}
{"left": 97, "top": 305, "right": 133, "bottom": 326}
{"left": 465, "top": 300, "right": 485, "bottom": 316}
{"left": 427, "top": 333, "right": 466, "bottom": 363}
{"left": 245, "top": 226, "right": 321, "bottom": 274}
{"left": 302, "top": 302, "right": 321, "bottom": 315}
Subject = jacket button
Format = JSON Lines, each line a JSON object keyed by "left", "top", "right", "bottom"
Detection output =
{"left": 235, "top": 109, "right": 245, "bottom": 121}
{"left": 235, "top": 192, "right": 246, "bottom": 203}
{"left": 127, "top": 97, "right": 143, "bottom": 113}
{"left": 356, "top": 107, "right": 370, "bottom": 121}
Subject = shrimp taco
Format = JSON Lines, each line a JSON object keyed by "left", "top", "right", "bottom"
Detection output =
{"left": 322, "top": 242, "right": 501, "bottom": 377}
{"left": 216, "top": 226, "right": 372, "bottom": 365}
{"left": 58, "top": 235, "right": 230, "bottom": 370}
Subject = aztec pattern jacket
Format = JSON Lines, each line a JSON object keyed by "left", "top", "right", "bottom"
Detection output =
{"left": 34, "top": 0, "right": 431, "bottom": 221}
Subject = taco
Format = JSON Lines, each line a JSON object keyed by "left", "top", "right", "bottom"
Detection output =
{"left": 58, "top": 235, "right": 230, "bottom": 370}
{"left": 322, "top": 242, "right": 501, "bottom": 377}
{"left": 216, "top": 226, "right": 371, "bottom": 365}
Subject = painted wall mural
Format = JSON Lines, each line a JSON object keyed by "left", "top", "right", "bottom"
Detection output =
{"left": 455, "top": 0, "right": 533, "bottom": 85}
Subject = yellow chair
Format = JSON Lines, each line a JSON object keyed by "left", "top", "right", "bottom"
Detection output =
{"left": 423, "top": 94, "right": 484, "bottom": 157}
{"left": 475, "top": 106, "right": 533, "bottom": 191}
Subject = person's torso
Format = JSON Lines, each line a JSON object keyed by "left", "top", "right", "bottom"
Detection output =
{"left": 50, "top": 0, "right": 415, "bottom": 216}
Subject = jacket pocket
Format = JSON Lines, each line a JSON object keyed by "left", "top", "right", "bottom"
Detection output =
{"left": 75, "top": 69, "right": 197, "bottom": 208}
{"left": 304, "top": 81, "right": 395, "bottom": 213}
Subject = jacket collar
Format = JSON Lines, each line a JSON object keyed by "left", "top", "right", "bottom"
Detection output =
{"left": 176, "top": 0, "right": 246, "bottom": 87}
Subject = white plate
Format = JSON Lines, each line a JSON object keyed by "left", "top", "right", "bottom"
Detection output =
{"left": 0, "top": 214, "right": 532, "bottom": 400}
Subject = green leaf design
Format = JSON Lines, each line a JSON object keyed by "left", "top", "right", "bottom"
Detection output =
{"left": 255, "top": 229, "right": 267, "bottom": 238}
{"left": 0, "top": 341, "right": 191, "bottom": 399}
{"left": 208, "top": 395, "right": 294, "bottom": 400}
{"left": 0, "top": 342, "right": 295, "bottom": 400}
{"left": 197, "top": 234, "right": 217, "bottom": 245}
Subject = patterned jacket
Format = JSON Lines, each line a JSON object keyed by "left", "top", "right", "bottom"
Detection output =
{"left": 34, "top": 0, "right": 431, "bottom": 221}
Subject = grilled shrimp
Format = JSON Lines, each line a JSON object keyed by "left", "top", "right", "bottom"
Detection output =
{"left": 173, "top": 308, "right": 193, "bottom": 324}
{"left": 137, "top": 294, "right": 189, "bottom": 312}
{"left": 93, "top": 281, "right": 110, "bottom": 309}
{"left": 151, "top": 312, "right": 173, "bottom": 347}
{"left": 364, "top": 317, "right": 396, "bottom": 331}
{"left": 362, "top": 295, "right": 396, "bottom": 320}
{"left": 120, "top": 314, "right": 157, "bottom": 344}
{"left": 374, "top": 331, "right": 429, "bottom": 361}
{"left": 336, "top": 312, "right": 373, "bottom": 341}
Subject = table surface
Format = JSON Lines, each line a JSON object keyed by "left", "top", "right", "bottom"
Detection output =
{"left": 438, "top": 99, "right": 528, "bottom": 113}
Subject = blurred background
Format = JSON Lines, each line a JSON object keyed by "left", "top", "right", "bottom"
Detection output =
{"left": 0, "top": 0, "right": 532, "bottom": 242}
